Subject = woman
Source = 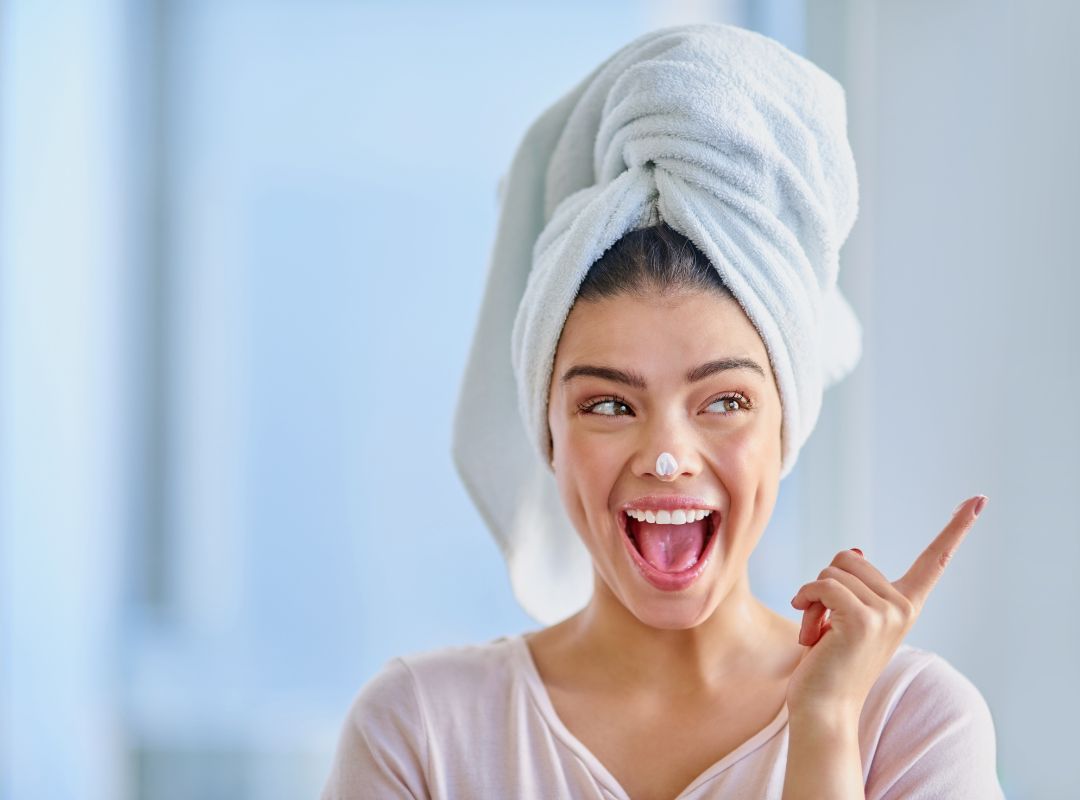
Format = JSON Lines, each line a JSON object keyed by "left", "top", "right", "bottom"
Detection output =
{"left": 322, "top": 23, "right": 1004, "bottom": 799}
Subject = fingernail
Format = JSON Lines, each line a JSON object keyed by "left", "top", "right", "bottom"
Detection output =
{"left": 850, "top": 547, "right": 864, "bottom": 557}
{"left": 973, "top": 495, "right": 988, "bottom": 517}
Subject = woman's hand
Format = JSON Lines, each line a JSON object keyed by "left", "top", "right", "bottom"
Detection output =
{"left": 785, "top": 494, "right": 989, "bottom": 723}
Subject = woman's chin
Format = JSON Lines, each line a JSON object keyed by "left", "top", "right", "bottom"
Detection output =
{"left": 624, "top": 594, "right": 717, "bottom": 630}
{"left": 615, "top": 569, "right": 725, "bottom": 629}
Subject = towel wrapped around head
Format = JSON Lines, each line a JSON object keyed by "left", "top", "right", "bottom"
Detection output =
{"left": 451, "top": 22, "right": 862, "bottom": 625}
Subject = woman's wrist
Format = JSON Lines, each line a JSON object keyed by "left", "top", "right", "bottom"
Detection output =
{"left": 787, "top": 698, "right": 862, "bottom": 732}
{"left": 782, "top": 706, "right": 865, "bottom": 800}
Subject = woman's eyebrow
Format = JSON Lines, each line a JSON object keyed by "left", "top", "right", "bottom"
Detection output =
{"left": 560, "top": 357, "right": 765, "bottom": 389}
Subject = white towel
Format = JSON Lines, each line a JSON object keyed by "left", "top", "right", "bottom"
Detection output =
{"left": 452, "top": 23, "right": 862, "bottom": 625}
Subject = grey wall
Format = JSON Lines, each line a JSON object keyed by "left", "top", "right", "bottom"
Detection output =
{"left": 802, "top": 2, "right": 1079, "bottom": 796}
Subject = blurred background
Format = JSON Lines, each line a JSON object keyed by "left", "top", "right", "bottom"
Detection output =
{"left": 2, "top": 0, "right": 1076, "bottom": 797}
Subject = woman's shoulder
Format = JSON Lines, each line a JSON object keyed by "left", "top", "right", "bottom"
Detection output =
{"left": 323, "top": 636, "right": 526, "bottom": 798}
{"left": 395, "top": 632, "right": 522, "bottom": 686}
{"left": 351, "top": 633, "right": 525, "bottom": 718}
{"left": 867, "top": 642, "right": 996, "bottom": 726}
{"left": 860, "top": 643, "right": 1004, "bottom": 799}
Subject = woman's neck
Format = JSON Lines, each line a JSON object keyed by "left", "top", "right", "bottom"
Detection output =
{"left": 550, "top": 573, "right": 799, "bottom": 698}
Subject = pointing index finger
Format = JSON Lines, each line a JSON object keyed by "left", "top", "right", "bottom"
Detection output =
{"left": 894, "top": 495, "right": 988, "bottom": 611}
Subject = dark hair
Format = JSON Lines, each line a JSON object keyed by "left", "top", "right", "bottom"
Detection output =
{"left": 575, "top": 221, "right": 733, "bottom": 302}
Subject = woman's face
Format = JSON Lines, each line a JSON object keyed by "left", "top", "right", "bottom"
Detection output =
{"left": 547, "top": 288, "right": 783, "bottom": 629}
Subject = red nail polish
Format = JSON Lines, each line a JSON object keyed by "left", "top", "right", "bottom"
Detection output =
{"left": 850, "top": 547, "right": 864, "bottom": 557}
{"left": 973, "top": 496, "right": 988, "bottom": 517}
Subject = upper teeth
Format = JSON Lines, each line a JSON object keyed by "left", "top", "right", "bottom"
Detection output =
{"left": 626, "top": 509, "right": 713, "bottom": 525}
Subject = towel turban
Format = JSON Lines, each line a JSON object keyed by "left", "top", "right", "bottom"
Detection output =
{"left": 452, "top": 22, "right": 862, "bottom": 625}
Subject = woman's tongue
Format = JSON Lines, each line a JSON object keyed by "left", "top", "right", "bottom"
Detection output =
{"left": 632, "top": 518, "right": 708, "bottom": 572}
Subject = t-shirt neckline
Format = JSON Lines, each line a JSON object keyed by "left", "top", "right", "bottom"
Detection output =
{"left": 509, "top": 631, "right": 791, "bottom": 800}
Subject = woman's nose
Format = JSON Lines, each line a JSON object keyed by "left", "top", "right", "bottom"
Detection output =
{"left": 636, "top": 413, "right": 702, "bottom": 480}
{"left": 642, "top": 440, "right": 701, "bottom": 481}
{"left": 654, "top": 453, "right": 698, "bottom": 481}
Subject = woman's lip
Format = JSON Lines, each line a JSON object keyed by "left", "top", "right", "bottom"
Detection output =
{"left": 618, "top": 510, "right": 722, "bottom": 592}
{"left": 620, "top": 494, "right": 720, "bottom": 512}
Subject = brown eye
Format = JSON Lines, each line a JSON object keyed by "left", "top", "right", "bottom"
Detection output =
{"left": 706, "top": 392, "right": 752, "bottom": 415}
{"left": 579, "top": 395, "right": 632, "bottom": 416}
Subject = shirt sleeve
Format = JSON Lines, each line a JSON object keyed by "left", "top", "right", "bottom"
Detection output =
{"left": 865, "top": 654, "right": 1005, "bottom": 800}
{"left": 321, "top": 657, "right": 431, "bottom": 800}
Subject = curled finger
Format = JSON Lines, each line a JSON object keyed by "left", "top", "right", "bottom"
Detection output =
{"left": 791, "top": 577, "right": 861, "bottom": 627}
{"left": 796, "top": 600, "right": 829, "bottom": 646}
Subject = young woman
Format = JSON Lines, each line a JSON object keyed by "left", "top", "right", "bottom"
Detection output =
{"left": 322, "top": 23, "right": 1004, "bottom": 800}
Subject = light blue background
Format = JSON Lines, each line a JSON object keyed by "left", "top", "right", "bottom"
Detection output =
{"left": 4, "top": 1, "right": 1074, "bottom": 798}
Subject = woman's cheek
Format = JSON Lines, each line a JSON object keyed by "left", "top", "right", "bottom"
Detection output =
{"left": 725, "top": 421, "right": 781, "bottom": 533}
{"left": 564, "top": 433, "right": 615, "bottom": 479}
{"left": 711, "top": 425, "right": 763, "bottom": 473}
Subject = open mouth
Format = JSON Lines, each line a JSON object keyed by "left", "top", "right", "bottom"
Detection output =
{"left": 620, "top": 509, "right": 721, "bottom": 577}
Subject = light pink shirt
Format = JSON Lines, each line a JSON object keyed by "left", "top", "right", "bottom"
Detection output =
{"left": 321, "top": 633, "right": 1005, "bottom": 799}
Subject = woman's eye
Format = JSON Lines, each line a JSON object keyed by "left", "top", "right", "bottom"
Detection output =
{"left": 580, "top": 393, "right": 751, "bottom": 417}
{"left": 579, "top": 396, "right": 632, "bottom": 416}
{"left": 706, "top": 393, "right": 752, "bottom": 415}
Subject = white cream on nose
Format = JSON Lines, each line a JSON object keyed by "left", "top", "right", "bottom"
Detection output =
{"left": 655, "top": 451, "right": 678, "bottom": 477}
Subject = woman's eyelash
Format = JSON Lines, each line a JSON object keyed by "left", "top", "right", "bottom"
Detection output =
{"left": 708, "top": 392, "right": 754, "bottom": 414}
{"left": 577, "top": 392, "right": 754, "bottom": 416}
{"left": 577, "top": 393, "right": 633, "bottom": 416}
